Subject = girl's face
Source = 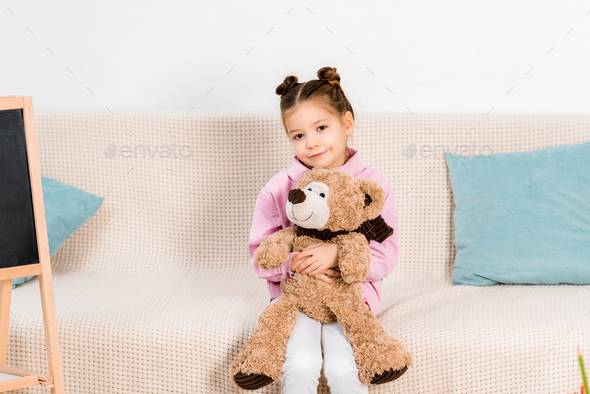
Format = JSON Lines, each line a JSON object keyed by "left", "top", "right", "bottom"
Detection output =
{"left": 285, "top": 101, "right": 354, "bottom": 170}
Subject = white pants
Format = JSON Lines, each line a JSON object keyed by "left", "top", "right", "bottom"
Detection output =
{"left": 269, "top": 297, "right": 369, "bottom": 394}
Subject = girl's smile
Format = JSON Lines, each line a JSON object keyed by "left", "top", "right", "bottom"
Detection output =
{"left": 310, "top": 150, "right": 328, "bottom": 159}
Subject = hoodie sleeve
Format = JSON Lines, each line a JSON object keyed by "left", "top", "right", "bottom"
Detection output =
{"left": 363, "top": 180, "right": 400, "bottom": 283}
{"left": 248, "top": 187, "right": 297, "bottom": 282}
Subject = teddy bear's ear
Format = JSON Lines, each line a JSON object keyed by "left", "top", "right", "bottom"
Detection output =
{"left": 357, "top": 178, "right": 386, "bottom": 220}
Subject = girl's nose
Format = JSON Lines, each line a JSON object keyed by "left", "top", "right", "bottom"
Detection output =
{"left": 306, "top": 136, "right": 319, "bottom": 149}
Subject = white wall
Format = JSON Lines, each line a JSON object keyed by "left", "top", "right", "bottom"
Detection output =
{"left": 2, "top": 0, "right": 589, "bottom": 113}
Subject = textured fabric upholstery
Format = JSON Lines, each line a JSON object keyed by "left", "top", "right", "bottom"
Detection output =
{"left": 8, "top": 110, "right": 589, "bottom": 393}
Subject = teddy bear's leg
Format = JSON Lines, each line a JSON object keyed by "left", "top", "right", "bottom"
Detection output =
{"left": 230, "top": 295, "right": 299, "bottom": 390}
{"left": 323, "top": 291, "right": 413, "bottom": 386}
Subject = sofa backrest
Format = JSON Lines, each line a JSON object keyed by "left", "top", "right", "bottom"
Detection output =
{"left": 34, "top": 110, "right": 590, "bottom": 279}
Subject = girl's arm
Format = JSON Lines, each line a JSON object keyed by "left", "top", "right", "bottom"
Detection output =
{"left": 363, "top": 181, "right": 400, "bottom": 283}
{"left": 248, "top": 187, "right": 297, "bottom": 282}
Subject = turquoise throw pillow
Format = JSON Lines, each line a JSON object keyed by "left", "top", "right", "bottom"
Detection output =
{"left": 12, "top": 176, "right": 104, "bottom": 287}
{"left": 444, "top": 140, "right": 590, "bottom": 286}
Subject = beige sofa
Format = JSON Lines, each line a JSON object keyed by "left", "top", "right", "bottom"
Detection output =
{"left": 8, "top": 110, "right": 589, "bottom": 393}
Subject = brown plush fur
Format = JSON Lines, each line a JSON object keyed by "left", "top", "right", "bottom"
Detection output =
{"left": 230, "top": 168, "right": 413, "bottom": 390}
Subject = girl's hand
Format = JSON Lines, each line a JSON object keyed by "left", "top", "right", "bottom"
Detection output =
{"left": 292, "top": 243, "right": 341, "bottom": 284}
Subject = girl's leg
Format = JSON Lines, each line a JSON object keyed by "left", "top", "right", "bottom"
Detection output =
{"left": 269, "top": 297, "right": 323, "bottom": 394}
{"left": 321, "top": 319, "right": 369, "bottom": 394}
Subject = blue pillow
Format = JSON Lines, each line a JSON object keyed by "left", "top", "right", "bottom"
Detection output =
{"left": 444, "top": 140, "right": 590, "bottom": 286}
{"left": 12, "top": 176, "right": 105, "bottom": 287}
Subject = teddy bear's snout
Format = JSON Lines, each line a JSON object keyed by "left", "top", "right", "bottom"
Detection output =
{"left": 288, "top": 188, "right": 306, "bottom": 205}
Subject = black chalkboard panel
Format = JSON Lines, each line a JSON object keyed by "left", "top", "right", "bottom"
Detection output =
{"left": 0, "top": 108, "right": 40, "bottom": 269}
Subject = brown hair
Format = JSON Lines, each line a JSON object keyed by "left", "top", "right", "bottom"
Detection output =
{"left": 275, "top": 66, "right": 355, "bottom": 139}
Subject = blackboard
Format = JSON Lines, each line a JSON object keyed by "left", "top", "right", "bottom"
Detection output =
{"left": 0, "top": 96, "right": 65, "bottom": 392}
{"left": 0, "top": 108, "right": 40, "bottom": 269}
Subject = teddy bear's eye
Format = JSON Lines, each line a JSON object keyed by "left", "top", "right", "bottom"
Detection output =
{"left": 308, "top": 188, "right": 311, "bottom": 191}
{"left": 319, "top": 193, "right": 325, "bottom": 198}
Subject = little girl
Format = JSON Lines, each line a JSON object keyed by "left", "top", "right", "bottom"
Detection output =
{"left": 248, "top": 66, "right": 400, "bottom": 393}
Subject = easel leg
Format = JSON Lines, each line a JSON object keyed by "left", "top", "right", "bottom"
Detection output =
{"left": 0, "top": 279, "right": 12, "bottom": 366}
{"left": 0, "top": 279, "right": 13, "bottom": 394}
{"left": 38, "top": 273, "right": 65, "bottom": 393}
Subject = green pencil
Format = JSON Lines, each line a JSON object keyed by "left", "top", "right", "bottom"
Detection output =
{"left": 579, "top": 347, "right": 589, "bottom": 394}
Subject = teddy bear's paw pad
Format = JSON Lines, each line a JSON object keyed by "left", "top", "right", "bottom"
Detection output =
{"left": 370, "top": 365, "right": 408, "bottom": 385}
{"left": 234, "top": 372, "right": 274, "bottom": 390}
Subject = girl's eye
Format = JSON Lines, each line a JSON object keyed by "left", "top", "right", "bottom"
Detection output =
{"left": 293, "top": 126, "right": 325, "bottom": 140}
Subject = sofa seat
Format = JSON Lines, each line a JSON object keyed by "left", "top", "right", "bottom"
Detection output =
{"left": 9, "top": 264, "right": 588, "bottom": 393}
{"left": 385, "top": 279, "right": 589, "bottom": 392}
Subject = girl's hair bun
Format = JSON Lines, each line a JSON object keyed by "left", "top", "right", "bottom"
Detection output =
{"left": 317, "top": 66, "right": 342, "bottom": 90}
{"left": 276, "top": 66, "right": 354, "bottom": 138}
{"left": 276, "top": 75, "right": 299, "bottom": 97}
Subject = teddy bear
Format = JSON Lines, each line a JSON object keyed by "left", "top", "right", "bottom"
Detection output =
{"left": 230, "top": 167, "right": 413, "bottom": 390}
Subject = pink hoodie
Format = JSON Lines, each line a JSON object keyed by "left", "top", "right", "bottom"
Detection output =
{"left": 248, "top": 146, "right": 399, "bottom": 315}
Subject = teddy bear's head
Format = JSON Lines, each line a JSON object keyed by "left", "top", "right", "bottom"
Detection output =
{"left": 286, "top": 167, "right": 392, "bottom": 242}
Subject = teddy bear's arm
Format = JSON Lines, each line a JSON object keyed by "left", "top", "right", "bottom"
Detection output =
{"left": 254, "top": 226, "right": 297, "bottom": 270}
{"left": 335, "top": 232, "right": 372, "bottom": 284}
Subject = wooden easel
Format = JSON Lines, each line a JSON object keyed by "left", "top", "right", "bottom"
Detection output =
{"left": 0, "top": 96, "right": 64, "bottom": 393}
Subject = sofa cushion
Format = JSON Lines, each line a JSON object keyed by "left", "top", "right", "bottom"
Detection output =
{"left": 12, "top": 176, "right": 105, "bottom": 287}
{"left": 11, "top": 266, "right": 588, "bottom": 393}
{"left": 444, "top": 140, "right": 590, "bottom": 286}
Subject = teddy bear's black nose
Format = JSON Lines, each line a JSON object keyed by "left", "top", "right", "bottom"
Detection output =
{"left": 288, "top": 189, "right": 306, "bottom": 205}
